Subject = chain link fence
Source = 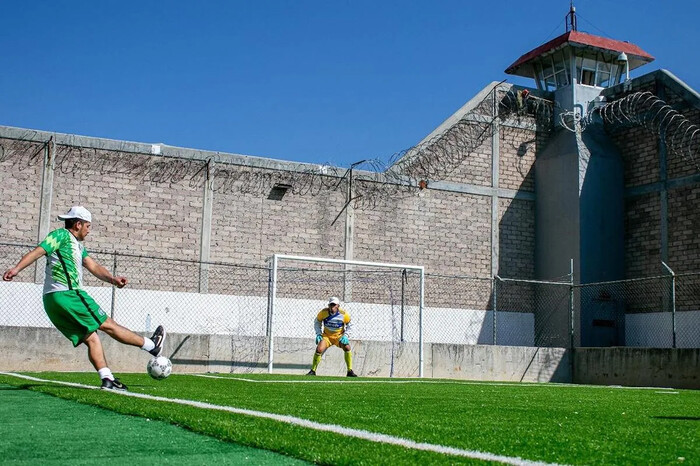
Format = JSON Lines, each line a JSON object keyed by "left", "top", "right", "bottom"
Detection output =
{"left": 1, "top": 241, "right": 698, "bottom": 371}
{"left": 270, "top": 260, "right": 423, "bottom": 377}
{"left": 423, "top": 274, "right": 494, "bottom": 345}
{"left": 495, "top": 277, "right": 573, "bottom": 348}
{"left": 578, "top": 272, "right": 700, "bottom": 348}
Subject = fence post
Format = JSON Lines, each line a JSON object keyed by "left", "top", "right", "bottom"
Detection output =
{"left": 267, "top": 255, "right": 278, "bottom": 373}
{"left": 661, "top": 262, "right": 676, "bottom": 348}
{"left": 110, "top": 252, "right": 117, "bottom": 319}
{"left": 569, "top": 259, "right": 574, "bottom": 349}
{"left": 419, "top": 266, "right": 425, "bottom": 378}
{"left": 35, "top": 137, "right": 55, "bottom": 285}
{"left": 493, "top": 276, "right": 500, "bottom": 345}
{"left": 400, "top": 269, "right": 406, "bottom": 342}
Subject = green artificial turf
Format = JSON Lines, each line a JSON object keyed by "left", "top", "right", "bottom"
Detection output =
{"left": 0, "top": 383, "right": 306, "bottom": 465}
{"left": 1, "top": 372, "right": 697, "bottom": 465}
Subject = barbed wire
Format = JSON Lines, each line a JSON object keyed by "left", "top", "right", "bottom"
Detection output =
{"left": 0, "top": 85, "right": 551, "bottom": 208}
{"left": 593, "top": 91, "right": 700, "bottom": 171}
{"left": 558, "top": 91, "right": 700, "bottom": 171}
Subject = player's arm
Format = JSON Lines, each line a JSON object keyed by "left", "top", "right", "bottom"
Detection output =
{"left": 313, "top": 311, "right": 325, "bottom": 344}
{"left": 83, "top": 256, "right": 128, "bottom": 288}
{"left": 2, "top": 246, "right": 46, "bottom": 281}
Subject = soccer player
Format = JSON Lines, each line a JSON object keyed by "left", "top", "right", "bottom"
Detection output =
{"left": 2, "top": 206, "right": 165, "bottom": 391}
{"left": 307, "top": 296, "right": 357, "bottom": 377}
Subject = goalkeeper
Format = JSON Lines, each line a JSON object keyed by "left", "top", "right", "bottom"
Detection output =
{"left": 307, "top": 296, "right": 357, "bottom": 377}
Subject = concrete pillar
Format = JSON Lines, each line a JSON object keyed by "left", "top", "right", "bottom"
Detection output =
{"left": 491, "top": 92, "right": 500, "bottom": 278}
{"left": 656, "top": 84, "right": 669, "bottom": 264}
{"left": 35, "top": 137, "right": 55, "bottom": 284}
{"left": 199, "top": 160, "right": 214, "bottom": 293}
{"left": 343, "top": 172, "right": 354, "bottom": 301}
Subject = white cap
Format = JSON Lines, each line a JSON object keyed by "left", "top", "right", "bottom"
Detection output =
{"left": 328, "top": 296, "right": 340, "bottom": 305}
{"left": 57, "top": 206, "right": 92, "bottom": 223}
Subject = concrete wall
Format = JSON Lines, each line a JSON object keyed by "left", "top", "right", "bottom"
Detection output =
{"left": 0, "top": 326, "right": 568, "bottom": 383}
{"left": 535, "top": 129, "right": 580, "bottom": 281}
{"left": 574, "top": 347, "right": 699, "bottom": 389}
{"left": 3, "top": 326, "right": 698, "bottom": 388}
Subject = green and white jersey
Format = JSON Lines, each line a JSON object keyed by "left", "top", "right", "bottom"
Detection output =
{"left": 39, "top": 229, "right": 89, "bottom": 294}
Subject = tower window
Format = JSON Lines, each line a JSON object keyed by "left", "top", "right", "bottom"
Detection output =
{"left": 579, "top": 57, "right": 598, "bottom": 86}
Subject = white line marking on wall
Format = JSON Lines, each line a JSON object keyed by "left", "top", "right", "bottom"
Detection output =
{"left": 1, "top": 371, "right": 562, "bottom": 466}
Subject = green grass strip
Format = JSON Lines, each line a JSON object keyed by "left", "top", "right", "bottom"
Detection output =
{"left": 0, "top": 383, "right": 306, "bottom": 465}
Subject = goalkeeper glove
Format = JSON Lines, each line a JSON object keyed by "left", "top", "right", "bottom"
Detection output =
{"left": 339, "top": 335, "right": 349, "bottom": 345}
{"left": 315, "top": 334, "right": 323, "bottom": 344}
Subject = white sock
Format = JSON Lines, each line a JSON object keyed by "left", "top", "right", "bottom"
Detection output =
{"left": 98, "top": 368, "right": 114, "bottom": 381}
{"left": 141, "top": 338, "right": 155, "bottom": 352}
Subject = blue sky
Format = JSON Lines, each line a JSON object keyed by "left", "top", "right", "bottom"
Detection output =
{"left": 2, "top": 1, "right": 698, "bottom": 168}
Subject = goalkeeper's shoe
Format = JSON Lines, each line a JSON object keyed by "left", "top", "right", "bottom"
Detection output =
{"left": 306, "top": 370, "right": 316, "bottom": 376}
{"left": 101, "top": 378, "right": 128, "bottom": 391}
{"left": 346, "top": 370, "right": 358, "bottom": 377}
{"left": 148, "top": 325, "right": 166, "bottom": 357}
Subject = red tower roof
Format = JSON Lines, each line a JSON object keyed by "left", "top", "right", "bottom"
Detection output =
{"left": 505, "top": 30, "right": 654, "bottom": 77}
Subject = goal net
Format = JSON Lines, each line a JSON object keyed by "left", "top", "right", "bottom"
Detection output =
{"left": 268, "top": 254, "right": 425, "bottom": 377}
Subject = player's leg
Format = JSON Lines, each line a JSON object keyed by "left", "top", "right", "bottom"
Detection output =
{"left": 99, "top": 317, "right": 144, "bottom": 346}
{"left": 99, "top": 317, "right": 166, "bottom": 356}
{"left": 42, "top": 291, "right": 132, "bottom": 390}
{"left": 341, "top": 342, "right": 357, "bottom": 377}
{"left": 307, "top": 338, "right": 330, "bottom": 375}
{"left": 83, "top": 331, "right": 107, "bottom": 370}
{"left": 82, "top": 331, "right": 127, "bottom": 391}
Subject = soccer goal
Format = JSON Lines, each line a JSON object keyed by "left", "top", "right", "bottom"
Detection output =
{"left": 267, "top": 254, "right": 425, "bottom": 377}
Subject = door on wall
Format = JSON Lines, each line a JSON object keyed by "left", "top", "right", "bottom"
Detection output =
{"left": 583, "top": 292, "right": 625, "bottom": 347}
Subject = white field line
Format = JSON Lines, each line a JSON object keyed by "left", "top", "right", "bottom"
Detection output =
{"left": 191, "top": 374, "right": 681, "bottom": 391}
{"left": 1, "top": 371, "right": 561, "bottom": 466}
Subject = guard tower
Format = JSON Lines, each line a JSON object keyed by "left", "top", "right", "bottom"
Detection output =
{"left": 506, "top": 4, "right": 654, "bottom": 126}
{"left": 505, "top": 5, "right": 654, "bottom": 346}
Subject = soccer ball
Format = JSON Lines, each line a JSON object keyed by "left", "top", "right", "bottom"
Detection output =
{"left": 147, "top": 356, "right": 172, "bottom": 380}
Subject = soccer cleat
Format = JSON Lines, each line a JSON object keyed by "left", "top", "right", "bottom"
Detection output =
{"left": 346, "top": 370, "right": 358, "bottom": 377}
{"left": 306, "top": 370, "right": 316, "bottom": 376}
{"left": 101, "top": 377, "right": 128, "bottom": 391}
{"left": 148, "top": 325, "right": 166, "bottom": 357}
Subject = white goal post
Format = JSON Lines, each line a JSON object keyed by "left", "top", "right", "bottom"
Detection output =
{"left": 267, "top": 254, "right": 426, "bottom": 377}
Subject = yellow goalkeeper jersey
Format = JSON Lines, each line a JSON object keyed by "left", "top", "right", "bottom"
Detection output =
{"left": 315, "top": 308, "right": 351, "bottom": 336}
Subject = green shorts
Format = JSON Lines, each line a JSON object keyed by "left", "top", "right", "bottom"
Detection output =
{"left": 43, "top": 290, "right": 108, "bottom": 347}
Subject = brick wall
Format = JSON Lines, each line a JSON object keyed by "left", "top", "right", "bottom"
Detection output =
{"left": 668, "top": 185, "right": 700, "bottom": 273}
{"left": 498, "top": 197, "right": 535, "bottom": 278}
{"left": 0, "top": 138, "right": 44, "bottom": 244}
{"left": 625, "top": 193, "right": 660, "bottom": 277}
{"left": 51, "top": 157, "right": 203, "bottom": 260}
{"left": 442, "top": 135, "right": 492, "bottom": 186}
{"left": 611, "top": 81, "right": 700, "bottom": 277}
{"left": 664, "top": 86, "right": 700, "bottom": 179}
{"left": 614, "top": 126, "right": 659, "bottom": 188}
{"left": 210, "top": 180, "right": 345, "bottom": 264}
{"left": 3, "top": 79, "right": 695, "bottom": 290}
{"left": 353, "top": 189, "right": 492, "bottom": 276}
{"left": 499, "top": 125, "right": 536, "bottom": 192}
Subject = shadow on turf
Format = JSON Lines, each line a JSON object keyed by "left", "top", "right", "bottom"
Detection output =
{"left": 1, "top": 383, "right": 64, "bottom": 391}
{"left": 0, "top": 384, "right": 33, "bottom": 390}
{"left": 2, "top": 381, "right": 157, "bottom": 391}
